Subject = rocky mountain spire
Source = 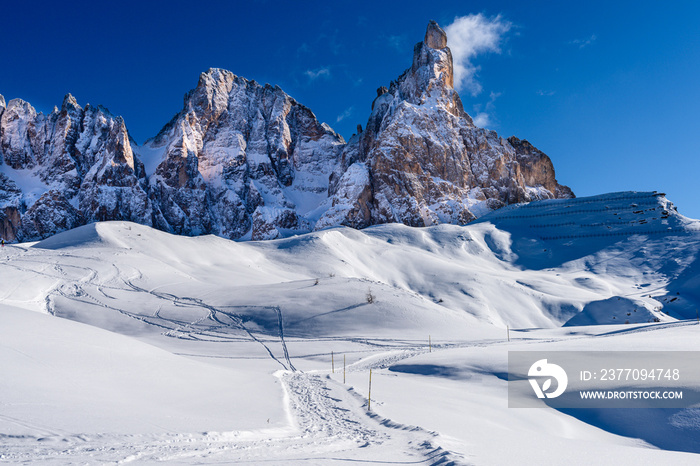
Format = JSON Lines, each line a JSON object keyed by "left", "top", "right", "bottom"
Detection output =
{"left": 395, "top": 20, "right": 463, "bottom": 118}
{"left": 317, "top": 20, "right": 572, "bottom": 230}
{"left": 424, "top": 20, "right": 447, "bottom": 49}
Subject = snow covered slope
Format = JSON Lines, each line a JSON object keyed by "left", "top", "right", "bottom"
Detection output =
{"left": 2, "top": 191, "right": 697, "bottom": 335}
{"left": 0, "top": 304, "right": 283, "bottom": 436}
{"left": 1, "top": 190, "right": 700, "bottom": 463}
{"left": 473, "top": 190, "right": 700, "bottom": 324}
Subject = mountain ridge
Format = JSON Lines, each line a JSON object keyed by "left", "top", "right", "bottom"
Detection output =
{"left": 0, "top": 21, "right": 572, "bottom": 242}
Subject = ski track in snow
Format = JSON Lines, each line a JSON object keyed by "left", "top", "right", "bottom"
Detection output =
{"left": 1, "top": 371, "right": 464, "bottom": 464}
{"left": 0, "top": 251, "right": 470, "bottom": 463}
{"left": 275, "top": 306, "right": 297, "bottom": 372}
{"left": 120, "top": 271, "right": 294, "bottom": 371}
{"left": 3, "top": 239, "right": 697, "bottom": 464}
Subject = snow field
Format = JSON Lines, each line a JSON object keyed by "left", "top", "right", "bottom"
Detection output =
{"left": 2, "top": 192, "right": 700, "bottom": 463}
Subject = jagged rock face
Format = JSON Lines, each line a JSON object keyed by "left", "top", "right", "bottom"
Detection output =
{"left": 16, "top": 191, "right": 84, "bottom": 241}
{"left": 318, "top": 21, "right": 573, "bottom": 229}
{"left": 143, "top": 68, "right": 345, "bottom": 240}
{"left": 507, "top": 136, "right": 575, "bottom": 199}
{"left": 0, "top": 206, "right": 21, "bottom": 242}
{"left": 78, "top": 106, "right": 151, "bottom": 224}
{"left": 0, "top": 21, "right": 573, "bottom": 242}
{"left": 424, "top": 20, "right": 447, "bottom": 49}
{"left": 0, "top": 95, "right": 152, "bottom": 241}
{"left": 148, "top": 141, "right": 215, "bottom": 236}
{"left": 0, "top": 172, "right": 22, "bottom": 241}
{"left": 0, "top": 95, "right": 5, "bottom": 152}
{"left": 251, "top": 207, "right": 309, "bottom": 241}
{"left": 0, "top": 95, "right": 83, "bottom": 197}
{"left": 0, "top": 98, "right": 39, "bottom": 169}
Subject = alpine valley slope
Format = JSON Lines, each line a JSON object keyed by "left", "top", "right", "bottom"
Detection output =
{"left": 2, "top": 190, "right": 700, "bottom": 463}
{"left": 0, "top": 21, "right": 571, "bottom": 243}
{"left": 3, "top": 19, "right": 700, "bottom": 466}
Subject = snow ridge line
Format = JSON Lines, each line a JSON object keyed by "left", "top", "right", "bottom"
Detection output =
{"left": 595, "top": 319, "right": 699, "bottom": 338}
{"left": 498, "top": 193, "right": 661, "bottom": 211}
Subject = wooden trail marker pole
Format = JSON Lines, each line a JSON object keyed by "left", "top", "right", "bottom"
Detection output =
{"left": 368, "top": 369, "right": 372, "bottom": 411}
{"left": 429, "top": 335, "right": 432, "bottom": 352}
{"left": 343, "top": 354, "right": 346, "bottom": 384}
{"left": 332, "top": 351, "right": 335, "bottom": 373}
{"left": 507, "top": 325, "right": 510, "bottom": 342}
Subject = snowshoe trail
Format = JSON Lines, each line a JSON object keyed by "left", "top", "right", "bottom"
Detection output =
{"left": 1, "top": 368, "right": 467, "bottom": 464}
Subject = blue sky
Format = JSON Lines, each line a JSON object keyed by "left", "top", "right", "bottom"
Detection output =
{"left": 2, "top": 1, "right": 699, "bottom": 218}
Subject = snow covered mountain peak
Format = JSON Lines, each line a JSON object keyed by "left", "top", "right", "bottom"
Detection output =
{"left": 61, "top": 93, "right": 80, "bottom": 112}
{"left": 317, "top": 21, "right": 572, "bottom": 230}
{"left": 0, "top": 94, "right": 150, "bottom": 241}
{"left": 1, "top": 21, "right": 574, "bottom": 242}
{"left": 143, "top": 66, "right": 346, "bottom": 240}
{"left": 401, "top": 20, "right": 461, "bottom": 117}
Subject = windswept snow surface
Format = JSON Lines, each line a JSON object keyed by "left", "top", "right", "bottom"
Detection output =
{"left": 1, "top": 191, "right": 700, "bottom": 464}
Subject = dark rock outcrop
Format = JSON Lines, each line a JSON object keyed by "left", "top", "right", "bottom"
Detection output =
{"left": 17, "top": 191, "right": 84, "bottom": 241}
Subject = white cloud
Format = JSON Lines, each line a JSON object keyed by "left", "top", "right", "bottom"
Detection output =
{"left": 336, "top": 106, "right": 354, "bottom": 123}
{"left": 304, "top": 68, "right": 331, "bottom": 81}
{"left": 571, "top": 34, "right": 597, "bottom": 49}
{"left": 472, "top": 112, "right": 490, "bottom": 128}
{"left": 444, "top": 14, "right": 512, "bottom": 96}
{"left": 471, "top": 91, "right": 501, "bottom": 129}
